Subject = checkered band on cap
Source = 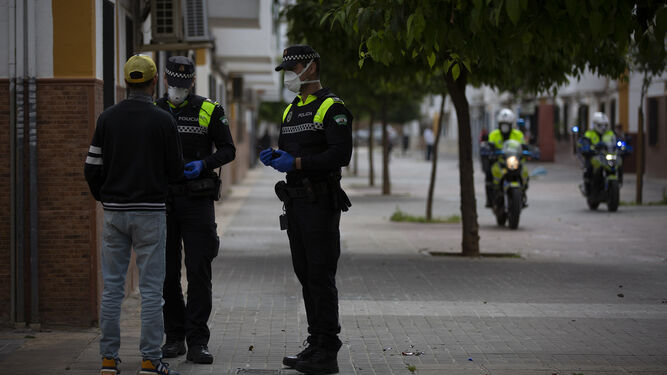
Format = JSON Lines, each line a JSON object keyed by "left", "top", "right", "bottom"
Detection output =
{"left": 165, "top": 68, "right": 195, "bottom": 80}
{"left": 283, "top": 53, "right": 320, "bottom": 62}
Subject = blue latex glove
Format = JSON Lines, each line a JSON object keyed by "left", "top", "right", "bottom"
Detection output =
{"left": 259, "top": 148, "right": 275, "bottom": 166}
{"left": 184, "top": 160, "right": 204, "bottom": 179}
{"left": 270, "top": 149, "right": 295, "bottom": 173}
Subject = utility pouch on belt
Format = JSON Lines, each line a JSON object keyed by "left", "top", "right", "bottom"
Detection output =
{"left": 274, "top": 181, "right": 291, "bottom": 205}
{"left": 185, "top": 167, "right": 222, "bottom": 201}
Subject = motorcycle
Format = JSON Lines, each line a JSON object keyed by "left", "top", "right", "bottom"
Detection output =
{"left": 488, "top": 139, "right": 535, "bottom": 229}
{"left": 578, "top": 138, "right": 631, "bottom": 212}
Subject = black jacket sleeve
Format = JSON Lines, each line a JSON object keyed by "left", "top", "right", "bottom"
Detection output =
{"left": 84, "top": 115, "right": 105, "bottom": 201}
{"left": 301, "top": 103, "right": 353, "bottom": 170}
{"left": 164, "top": 116, "right": 185, "bottom": 183}
{"left": 203, "top": 105, "right": 236, "bottom": 170}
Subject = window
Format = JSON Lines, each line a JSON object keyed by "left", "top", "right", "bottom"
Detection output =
{"left": 648, "top": 97, "right": 658, "bottom": 146}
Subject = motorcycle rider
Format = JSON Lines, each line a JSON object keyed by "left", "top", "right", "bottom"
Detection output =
{"left": 485, "top": 108, "right": 528, "bottom": 207}
{"left": 578, "top": 112, "right": 616, "bottom": 194}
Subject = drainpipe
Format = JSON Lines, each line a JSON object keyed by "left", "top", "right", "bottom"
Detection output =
{"left": 14, "top": 0, "right": 25, "bottom": 326}
{"left": 8, "top": 0, "right": 16, "bottom": 325}
{"left": 26, "top": 0, "right": 39, "bottom": 327}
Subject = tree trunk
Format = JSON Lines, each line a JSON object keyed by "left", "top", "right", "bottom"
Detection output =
{"left": 352, "top": 113, "right": 359, "bottom": 176}
{"left": 368, "top": 112, "right": 375, "bottom": 186}
{"left": 381, "top": 101, "right": 391, "bottom": 195}
{"left": 426, "top": 91, "right": 446, "bottom": 221}
{"left": 636, "top": 108, "right": 644, "bottom": 204}
{"left": 636, "top": 71, "right": 650, "bottom": 204}
{"left": 445, "top": 69, "right": 480, "bottom": 256}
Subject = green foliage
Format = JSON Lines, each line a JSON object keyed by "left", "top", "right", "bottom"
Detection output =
{"left": 258, "top": 101, "right": 287, "bottom": 124}
{"left": 407, "top": 364, "right": 417, "bottom": 372}
{"left": 632, "top": 1, "right": 667, "bottom": 77}
{"left": 285, "top": 0, "right": 430, "bottom": 120}
{"left": 391, "top": 207, "right": 461, "bottom": 223}
{"left": 386, "top": 99, "right": 421, "bottom": 124}
{"left": 329, "top": 0, "right": 660, "bottom": 93}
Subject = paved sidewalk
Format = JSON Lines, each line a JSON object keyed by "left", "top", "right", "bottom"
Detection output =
{"left": 1, "top": 149, "right": 667, "bottom": 375}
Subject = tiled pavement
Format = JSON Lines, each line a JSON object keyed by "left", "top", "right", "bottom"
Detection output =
{"left": 2, "top": 149, "right": 667, "bottom": 375}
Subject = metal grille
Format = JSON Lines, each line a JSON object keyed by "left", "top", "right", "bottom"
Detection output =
{"left": 184, "top": 0, "right": 209, "bottom": 41}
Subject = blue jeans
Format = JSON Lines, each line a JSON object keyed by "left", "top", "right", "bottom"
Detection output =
{"left": 99, "top": 210, "right": 166, "bottom": 361}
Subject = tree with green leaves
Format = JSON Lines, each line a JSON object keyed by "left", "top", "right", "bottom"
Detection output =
{"left": 631, "top": 2, "right": 667, "bottom": 204}
{"left": 330, "top": 0, "right": 663, "bottom": 255}
{"left": 285, "top": 0, "right": 424, "bottom": 195}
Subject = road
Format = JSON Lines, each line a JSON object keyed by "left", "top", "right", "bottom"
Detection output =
{"left": 1, "top": 147, "right": 666, "bottom": 375}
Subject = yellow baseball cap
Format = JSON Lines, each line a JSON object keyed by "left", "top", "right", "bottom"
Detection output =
{"left": 124, "top": 55, "right": 157, "bottom": 83}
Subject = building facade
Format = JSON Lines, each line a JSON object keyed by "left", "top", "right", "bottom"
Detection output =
{"left": 0, "top": 0, "right": 278, "bottom": 327}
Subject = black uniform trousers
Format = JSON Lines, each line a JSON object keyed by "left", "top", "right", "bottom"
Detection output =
{"left": 286, "top": 194, "right": 342, "bottom": 352}
{"left": 163, "top": 195, "right": 219, "bottom": 347}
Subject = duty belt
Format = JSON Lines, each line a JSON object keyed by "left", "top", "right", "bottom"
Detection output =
{"left": 283, "top": 182, "right": 329, "bottom": 199}
{"left": 168, "top": 184, "right": 189, "bottom": 196}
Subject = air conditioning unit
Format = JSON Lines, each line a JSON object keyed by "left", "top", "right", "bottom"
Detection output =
{"left": 151, "top": 0, "right": 182, "bottom": 42}
{"left": 183, "top": 0, "right": 210, "bottom": 41}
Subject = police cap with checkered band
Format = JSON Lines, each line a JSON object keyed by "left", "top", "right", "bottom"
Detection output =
{"left": 165, "top": 56, "right": 195, "bottom": 88}
{"left": 275, "top": 45, "right": 320, "bottom": 71}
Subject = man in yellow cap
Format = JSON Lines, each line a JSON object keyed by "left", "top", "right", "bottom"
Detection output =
{"left": 85, "top": 54, "right": 183, "bottom": 375}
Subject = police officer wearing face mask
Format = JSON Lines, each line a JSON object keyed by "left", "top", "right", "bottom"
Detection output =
{"left": 155, "top": 56, "right": 236, "bottom": 364}
{"left": 259, "top": 45, "right": 352, "bottom": 374}
{"left": 487, "top": 108, "right": 528, "bottom": 207}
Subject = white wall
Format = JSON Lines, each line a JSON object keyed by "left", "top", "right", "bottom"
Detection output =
{"left": 627, "top": 71, "right": 667, "bottom": 132}
{"left": 0, "top": 0, "right": 53, "bottom": 78}
{"left": 95, "top": 0, "right": 103, "bottom": 80}
{"left": 35, "top": 0, "right": 53, "bottom": 78}
{"left": 195, "top": 49, "right": 212, "bottom": 97}
{"left": 0, "top": 0, "right": 9, "bottom": 78}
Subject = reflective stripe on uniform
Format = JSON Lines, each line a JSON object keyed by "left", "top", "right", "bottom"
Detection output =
{"left": 314, "top": 97, "right": 344, "bottom": 125}
{"left": 89, "top": 145, "right": 102, "bottom": 154}
{"left": 199, "top": 100, "right": 217, "bottom": 128}
{"left": 178, "top": 125, "right": 208, "bottom": 135}
{"left": 282, "top": 95, "right": 344, "bottom": 126}
{"left": 281, "top": 122, "right": 325, "bottom": 134}
{"left": 282, "top": 104, "right": 293, "bottom": 122}
{"left": 488, "top": 129, "right": 524, "bottom": 149}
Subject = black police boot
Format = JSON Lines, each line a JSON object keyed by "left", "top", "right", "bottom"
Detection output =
{"left": 283, "top": 337, "right": 316, "bottom": 368}
{"left": 187, "top": 345, "right": 213, "bottom": 364}
{"left": 294, "top": 349, "right": 339, "bottom": 374}
{"left": 161, "top": 340, "right": 186, "bottom": 358}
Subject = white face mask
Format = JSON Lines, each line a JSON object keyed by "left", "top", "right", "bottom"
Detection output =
{"left": 500, "top": 123, "right": 511, "bottom": 134}
{"left": 284, "top": 60, "right": 320, "bottom": 93}
{"left": 168, "top": 86, "right": 189, "bottom": 105}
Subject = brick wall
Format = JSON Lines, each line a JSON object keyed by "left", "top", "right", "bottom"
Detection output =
{"left": 35, "top": 79, "right": 103, "bottom": 326}
{"left": 0, "top": 80, "right": 10, "bottom": 324}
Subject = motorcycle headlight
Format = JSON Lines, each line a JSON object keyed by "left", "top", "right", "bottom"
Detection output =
{"left": 506, "top": 156, "right": 519, "bottom": 170}
{"left": 605, "top": 154, "right": 617, "bottom": 161}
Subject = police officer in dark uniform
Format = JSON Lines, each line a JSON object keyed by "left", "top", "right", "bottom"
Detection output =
{"left": 260, "top": 45, "right": 352, "bottom": 374}
{"left": 156, "top": 56, "right": 236, "bottom": 364}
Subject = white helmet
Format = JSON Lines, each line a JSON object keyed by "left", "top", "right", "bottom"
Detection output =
{"left": 592, "top": 112, "right": 609, "bottom": 134}
{"left": 497, "top": 108, "right": 516, "bottom": 134}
